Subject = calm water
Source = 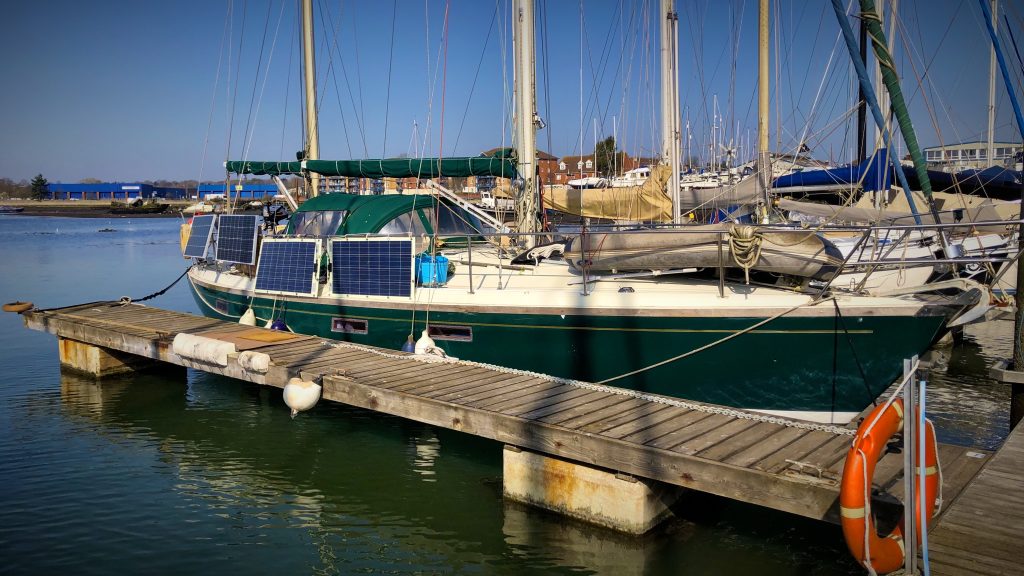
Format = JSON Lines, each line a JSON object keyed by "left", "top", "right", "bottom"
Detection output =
{"left": 0, "top": 216, "right": 1012, "bottom": 575}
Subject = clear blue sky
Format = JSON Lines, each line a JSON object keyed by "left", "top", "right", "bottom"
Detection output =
{"left": 1, "top": 0, "right": 1020, "bottom": 183}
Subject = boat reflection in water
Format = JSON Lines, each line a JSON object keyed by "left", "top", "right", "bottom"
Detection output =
{"left": 56, "top": 368, "right": 870, "bottom": 574}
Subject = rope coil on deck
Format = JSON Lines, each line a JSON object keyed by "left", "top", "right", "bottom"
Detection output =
{"left": 728, "top": 225, "right": 763, "bottom": 284}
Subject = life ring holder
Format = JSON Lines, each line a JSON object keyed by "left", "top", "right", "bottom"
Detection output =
{"left": 2, "top": 301, "right": 33, "bottom": 314}
{"left": 839, "top": 398, "right": 940, "bottom": 574}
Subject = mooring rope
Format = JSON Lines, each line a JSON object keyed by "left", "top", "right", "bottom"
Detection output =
{"left": 728, "top": 225, "right": 763, "bottom": 284}
{"left": 119, "top": 265, "right": 194, "bottom": 306}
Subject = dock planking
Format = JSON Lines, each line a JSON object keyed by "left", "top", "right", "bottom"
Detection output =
{"left": 928, "top": 423, "right": 1024, "bottom": 576}
{"left": 22, "top": 301, "right": 989, "bottom": 525}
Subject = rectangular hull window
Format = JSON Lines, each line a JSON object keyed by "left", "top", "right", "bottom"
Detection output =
{"left": 214, "top": 299, "right": 229, "bottom": 313}
{"left": 427, "top": 325, "right": 472, "bottom": 342}
{"left": 332, "top": 318, "right": 368, "bottom": 334}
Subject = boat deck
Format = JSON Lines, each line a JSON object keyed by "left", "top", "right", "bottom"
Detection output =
{"left": 23, "top": 301, "right": 988, "bottom": 524}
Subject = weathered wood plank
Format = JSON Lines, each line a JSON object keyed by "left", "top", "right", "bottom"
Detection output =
{"left": 520, "top": 387, "right": 622, "bottom": 420}
{"left": 929, "top": 423, "right": 1024, "bottom": 575}
{"left": 723, "top": 425, "right": 811, "bottom": 468}
{"left": 404, "top": 374, "right": 508, "bottom": 402}
{"left": 554, "top": 397, "right": 655, "bottom": 430}
{"left": 757, "top": 431, "right": 838, "bottom": 474}
{"left": 576, "top": 402, "right": 674, "bottom": 435}
{"left": 471, "top": 382, "right": 574, "bottom": 412}
{"left": 384, "top": 364, "right": 488, "bottom": 391}
{"left": 646, "top": 414, "right": 744, "bottom": 451}
{"left": 617, "top": 411, "right": 723, "bottom": 445}
{"left": 695, "top": 421, "right": 789, "bottom": 462}
{"left": 428, "top": 374, "right": 539, "bottom": 403}
{"left": 386, "top": 366, "right": 499, "bottom": 396}
{"left": 351, "top": 361, "right": 439, "bottom": 387}
{"left": 513, "top": 390, "right": 609, "bottom": 420}
{"left": 537, "top": 395, "right": 635, "bottom": 426}
{"left": 598, "top": 406, "right": 697, "bottom": 439}
{"left": 779, "top": 435, "right": 851, "bottom": 475}
{"left": 299, "top": 350, "right": 411, "bottom": 374}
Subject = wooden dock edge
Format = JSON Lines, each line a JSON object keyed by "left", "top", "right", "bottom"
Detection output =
{"left": 317, "top": 373, "right": 843, "bottom": 521}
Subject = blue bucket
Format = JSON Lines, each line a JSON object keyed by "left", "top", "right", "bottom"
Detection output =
{"left": 416, "top": 254, "right": 449, "bottom": 286}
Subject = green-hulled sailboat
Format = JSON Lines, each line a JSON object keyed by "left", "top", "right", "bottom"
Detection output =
{"left": 187, "top": 0, "right": 980, "bottom": 424}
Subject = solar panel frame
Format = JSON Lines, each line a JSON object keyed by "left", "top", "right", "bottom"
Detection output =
{"left": 254, "top": 238, "right": 320, "bottom": 296}
{"left": 183, "top": 215, "right": 217, "bottom": 259}
{"left": 215, "top": 214, "right": 260, "bottom": 265}
{"left": 329, "top": 238, "right": 414, "bottom": 299}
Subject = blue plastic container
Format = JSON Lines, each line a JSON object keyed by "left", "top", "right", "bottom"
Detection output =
{"left": 416, "top": 254, "right": 449, "bottom": 286}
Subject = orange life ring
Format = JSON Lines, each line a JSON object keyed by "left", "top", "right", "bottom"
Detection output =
{"left": 2, "top": 301, "right": 33, "bottom": 313}
{"left": 840, "top": 398, "right": 939, "bottom": 574}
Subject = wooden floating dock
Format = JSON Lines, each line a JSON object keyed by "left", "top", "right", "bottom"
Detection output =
{"left": 23, "top": 301, "right": 993, "bottom": 536}
{"left": 929, "top": 420, "right": 1024, "bottom": 575}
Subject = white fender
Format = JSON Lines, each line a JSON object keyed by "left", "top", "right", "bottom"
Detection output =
{"left": 283, "top": 377, "right": 322, "bottom": 418}
{"left": 414, "top": 329, "right": 435, "bottom": 355}
{"left": 171, "top": 333, "right": 236, "bottom": 367}
{"left": 239, "top": 307, "right": 256, "bottom": 326}
{"left": 237, "top": 350, "right": 271, "bottom": 373}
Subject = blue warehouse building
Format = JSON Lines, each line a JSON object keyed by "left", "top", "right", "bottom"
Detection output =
{"left": 197, "top": 183, "right": 278, "bottom": 200}
{"left": 48, "top": 183, "right": 186, "bottom": 200}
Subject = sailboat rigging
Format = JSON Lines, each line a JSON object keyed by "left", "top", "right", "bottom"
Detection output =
{"left": 184, "top": 0, "right": 990, "bottom": 425}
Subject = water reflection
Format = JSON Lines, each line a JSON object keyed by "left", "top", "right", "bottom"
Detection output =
{"left": 926, "top": 320, "right": 1013, "bottom": 450}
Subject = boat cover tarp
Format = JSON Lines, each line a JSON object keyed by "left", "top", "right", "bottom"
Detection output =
{"left": 901, "top": 165, "right": 1024, "bottom": 201}
{"left": 225, "top": 161, "right": 303, "bottom": 176}
{"left": 227, "top": 157, "right": 518, "bottom": 179}
{"left": 305, "top": 157, "right": 518, "bottom": 179}
{"left": 778, "top": 199, "right": 914, "bottom": 223}
{"left": 543, "top": 165, "right": 673, "bottom": 222}
{"left": 679, "top": 175, "right": 760, "bottom": 211}
{"left": 773, "top": 148, "right": 890, "bottom": 192}
{"left": 566, "top": 224, "right": 844, "bottom": 280}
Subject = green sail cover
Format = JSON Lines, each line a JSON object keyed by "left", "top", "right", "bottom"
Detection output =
{"left": 225, "top": 161, "right": 303, "bottom": 176}
{"left": 304, "top": 157, "right": 518, "bottom": 179}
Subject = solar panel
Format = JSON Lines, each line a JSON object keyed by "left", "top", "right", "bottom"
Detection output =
{"left": 331, "top": 238, "right": 413, "bottom": 298}
{"left": 184, "top": 215, "right": 217, "bottom": 259}
{"left": 254, "top": 239, "right": 319, "bottom": 296}
{"left": 215, "top": 214, "right": 260, "bottom": 264}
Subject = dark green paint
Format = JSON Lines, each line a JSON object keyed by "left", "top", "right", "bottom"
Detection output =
{"left": 192, "top": 284, "right": 947, "bottom": 415}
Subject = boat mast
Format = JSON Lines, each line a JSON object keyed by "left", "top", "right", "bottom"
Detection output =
{"left": 756, "top": 0, "right": 770, "bottom": 222}
{"left": 301, "top": 0, "right": 320, "bottom": 198}
{"left": 987, "top": 0, "right": 998, "bottom": 166}
{"left": 660, "top": 0, "right": 681, "bottom": 222}
{"left": 513, "top": 0, "right": 538, "bottom": 247}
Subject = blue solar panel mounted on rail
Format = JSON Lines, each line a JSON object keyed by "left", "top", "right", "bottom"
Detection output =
{"left": 215, "top": 214, "right": 260, "bottom": 264}
{"left": 254, "top": 239, "right": 319, "bottom": 296}
{"left": 330, "top": 238, "right": 413, "bottom": 298}
{"left": 183, "top": 214, "right": 217, "bottom": 259}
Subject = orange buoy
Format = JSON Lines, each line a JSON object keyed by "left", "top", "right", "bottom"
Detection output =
{"left": 2, "top": 301, "right": 33, "bottom": 313}
{"left": 839, "top": 398, "right": 939, "bottom": 574}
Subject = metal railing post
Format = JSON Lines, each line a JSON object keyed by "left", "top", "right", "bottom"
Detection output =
{"left": 467, "top": 239, "right": 475, "bottom": 294}
{"left": 903, "top": 356, "right": 919, "bottom": 575}
{"left": 717, "top": 232, "right": 725, "bottom": 298}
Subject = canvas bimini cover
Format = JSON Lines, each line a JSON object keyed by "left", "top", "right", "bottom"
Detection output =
{"left": 226, "top": 157, "right": 518, "bottom": 180}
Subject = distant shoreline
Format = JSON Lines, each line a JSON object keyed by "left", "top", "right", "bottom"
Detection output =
{"left": 1, "top": 200, "right": 193, "bottom": 219}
